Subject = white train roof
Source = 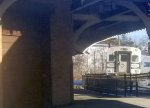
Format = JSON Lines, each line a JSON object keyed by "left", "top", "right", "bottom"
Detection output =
{"left": 107, "top": 46, "right": 141, "bottom": 55}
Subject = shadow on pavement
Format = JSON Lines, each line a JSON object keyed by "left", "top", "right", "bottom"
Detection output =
{"left": 59, "top": 99, "right": 144, "bottom": 108}
{"left": 74, "top": 89, "right": 120, "bottom": 98}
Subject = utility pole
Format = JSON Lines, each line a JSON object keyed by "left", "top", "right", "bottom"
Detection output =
{"left": 148, "top": 42, "right": 150, "bottom": 55}
{"left": 118, "top": 35, "right": 120, "bottom": 46}
{"left": 94, "top": 51, "right": 96, "bottom": 73}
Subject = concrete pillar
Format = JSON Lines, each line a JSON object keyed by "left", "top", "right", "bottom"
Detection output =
{"left": 50, "top": 0, "right": 73, "bottom": 106}
{"left": 0, "top": 19, "right": 3, "bottom": 108}
{"left": 1, "top": 1, "right": 50, "bottom": 107}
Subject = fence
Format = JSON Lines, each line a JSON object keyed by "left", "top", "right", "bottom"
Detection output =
{"left": 82, "top": 73, "right": 150, "bottom": 97}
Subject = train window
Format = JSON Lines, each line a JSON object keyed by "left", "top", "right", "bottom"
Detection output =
{"left": 132, "top": 55, "right": 138, "bottom": 62}
{"left": 109, "top": 54, "right": 114, "bottom": 61}
{"left": 144, "top": 62, "right": 150, "bottom": 67}
{"left": 121, "top": 54, "right": 128, "bottom": 61}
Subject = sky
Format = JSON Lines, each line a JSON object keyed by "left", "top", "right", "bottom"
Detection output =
{"left": 124, "top": 29, "right": 149, "bottom": 44}
{"left": 88, "top": 29, "right": 149, "bottom": 50}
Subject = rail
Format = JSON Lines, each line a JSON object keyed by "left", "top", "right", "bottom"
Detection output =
{"left": 82, "top": 73, "right": 150, "bottom": 97}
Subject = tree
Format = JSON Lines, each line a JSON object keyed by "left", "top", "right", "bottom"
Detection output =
{"left": 102, "top": 37, "right": 119, "bottom": 46}
{"left": 73, "top": 54, "right": 88, "bottom": 80}
{"left": 120, "top": 34, "right": 135, "bottom": 47}
{"left": 136, "top": 36, "right": 149, "bottom": 55}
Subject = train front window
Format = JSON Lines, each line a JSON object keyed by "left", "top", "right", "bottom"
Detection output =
{"left": 121, "top": 54, "right": 128, "bottom": 61}
{"left": 132, "top": 55, "right": 138, "bottom": 62}
{"left": 144, "top": 62, "right": 150, "bottom": 67}
{"left": 109, "top": 54, "right": 114, "bottom": 61}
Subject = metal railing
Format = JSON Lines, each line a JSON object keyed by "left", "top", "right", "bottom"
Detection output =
{"left": 82, "top": 73, "right": 150, "bottom": 97}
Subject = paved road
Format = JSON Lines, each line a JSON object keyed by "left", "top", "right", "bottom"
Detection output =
{"left": 60, "top": 90, "right": 150, "bottom": 108}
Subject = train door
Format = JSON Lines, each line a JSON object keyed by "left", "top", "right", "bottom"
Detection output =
{"left": 116, "top": 52, "right": 131, "bottom": 73}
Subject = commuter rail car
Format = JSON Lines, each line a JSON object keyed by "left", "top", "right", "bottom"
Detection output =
{"left": 141, "top": 55, "right": 150, "bottom": 73}
{"left": 106, "top": 46, "right": 141, "bottom": 74}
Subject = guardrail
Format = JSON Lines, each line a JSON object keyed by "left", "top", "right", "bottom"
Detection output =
{"left": 82, "top": 73, "right": 150, "bottom": 97}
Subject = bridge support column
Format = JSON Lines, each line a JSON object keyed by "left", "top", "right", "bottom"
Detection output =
{"left": 0, "top": 20, "right": 3, "bottom": 108}
{"left": 50, "top": 0, "right": 73, "bottom": 106}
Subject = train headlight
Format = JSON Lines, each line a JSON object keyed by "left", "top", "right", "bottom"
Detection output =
{"left": 131, "top": 64, "right": 140, "bottom": 68}
{"left": 131, "top": 69, "right": 140, "bottom": 74}
{"left": 106, "top": 68, "right": 114, "bottom": 73}
{"left": 107, "top": 63, "right": 115, "bottom": 67}
{"left": 134, "top": 70, "right": 140, "bottom": 74}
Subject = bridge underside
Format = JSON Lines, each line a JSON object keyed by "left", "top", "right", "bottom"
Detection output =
{"left": 0, "top": 0, "right": 149, "bottom": 108}
{"left": 73, "top": 0, "right": 150, "bottom": 52}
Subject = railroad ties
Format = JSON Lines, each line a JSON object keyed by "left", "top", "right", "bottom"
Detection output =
{"left": 82, "top": 73, "right": 150, "bottom": 97}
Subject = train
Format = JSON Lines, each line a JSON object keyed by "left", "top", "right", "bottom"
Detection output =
{"left": 80, "top": 46, "right": 150, "bottom": 95}
{"left": 106, "top": 46, "right": 141, "bottom": 74}
{"left": 141, "top": 55, "right": 150, "bottom": 73}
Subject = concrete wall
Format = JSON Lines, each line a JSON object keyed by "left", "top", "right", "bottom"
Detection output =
{"left": 0, "top": 0, "right": 73, "bottom": 108}
{"left": 1, "top": 1, "right": 51, "bottom": 107}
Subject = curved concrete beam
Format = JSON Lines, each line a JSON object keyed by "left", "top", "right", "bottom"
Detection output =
{"left": 76, "top": 21, "right": 144, "bottom": 52}
{"left": 74, "top": 0, "right": 149, "bottom": 53}
{"left": 0, "top": 1, "right": 17, "bottom": 108}
{"left": 114, "top": 0, "right": 150, "bottom": 37}
{"left": 0, "top": 0, "right": 17, "bottom": 17}
{"left": 72, "top": 14, "right": 100, "bottom": 21}
{"left": 74, "top": 10, "right": 131, "bottom": 51}
{"left": 72, "top": 0, "right": 103, "bottom": 13}
{"left": 73, "top": 19, "right": 100, "bottom": 52}
{"left": 74, "top": 19, "right": 100, "bottom": 41}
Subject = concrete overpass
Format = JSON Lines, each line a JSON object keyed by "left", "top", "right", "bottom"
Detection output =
{"left": 73, "top": 0, "right": 150, "bottom": 52}
{"left": 0, "top": 0, "right": 149, "bottom": 108}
